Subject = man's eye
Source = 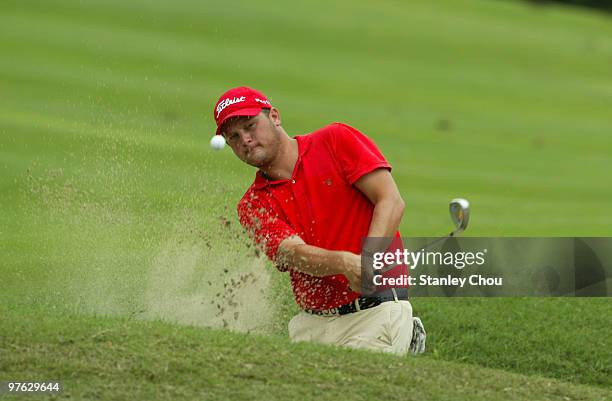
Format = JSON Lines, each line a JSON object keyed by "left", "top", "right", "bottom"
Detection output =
{"left": 247, "top": 122, "right": 256, "bottom": 129}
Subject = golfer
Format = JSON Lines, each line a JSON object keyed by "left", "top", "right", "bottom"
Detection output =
{"left": 212, "top": 86, "right": 425, "bottom": 355}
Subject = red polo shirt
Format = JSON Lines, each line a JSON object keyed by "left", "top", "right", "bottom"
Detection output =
{"left": 237, "top": 123, "right": 393, "bottom": 310}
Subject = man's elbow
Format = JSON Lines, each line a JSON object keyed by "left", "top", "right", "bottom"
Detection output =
{"left": 377, "top": 192, "right": 405, "bottom": 218}
{"left": 397, "top": 195, "right": 406, "bottom": 218}
{"left": 277, "top": 235, "right": 306, "bottom": 264}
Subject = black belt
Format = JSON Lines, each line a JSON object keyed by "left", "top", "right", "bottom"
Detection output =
{"left": 305, "top": 288, "right": 409, "bottom": 316}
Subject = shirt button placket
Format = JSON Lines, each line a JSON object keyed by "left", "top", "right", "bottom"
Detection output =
{"left": 289, "top": 178, "right": 301, "bottom": 223}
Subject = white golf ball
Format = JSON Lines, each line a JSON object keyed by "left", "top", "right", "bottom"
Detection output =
{"left": 210, "top": 135, "right": 226, "bottom": 150}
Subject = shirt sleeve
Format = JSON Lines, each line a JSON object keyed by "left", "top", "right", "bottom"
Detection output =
{"left": 237, "top": 192, "right": 297, "bottom": 271}
{"left": 330, "top": 123, "right": 391, "bottom": 184}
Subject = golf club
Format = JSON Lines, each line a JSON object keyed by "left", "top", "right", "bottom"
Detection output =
{"left": 420, "top": 198, "right": 471, "bottom": 250}
{"left": 449, "top": 198, "right": 470, "bottom": 236}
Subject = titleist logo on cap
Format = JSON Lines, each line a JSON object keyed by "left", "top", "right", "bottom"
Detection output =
{"left": 254, "top": 98, "right": 270, "bottom": 106}
{"left": 216, "top": 96, "right": 246, "bottom": 118}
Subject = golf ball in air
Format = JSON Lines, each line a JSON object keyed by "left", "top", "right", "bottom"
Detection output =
{"left": 210, "top": 135, "right": 226, "bottom": 150}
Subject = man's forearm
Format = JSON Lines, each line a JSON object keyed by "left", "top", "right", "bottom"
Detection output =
{"left": 276, "top": 236, "right": 362, "bottom": 292}
{"left": 277, "top": 241, "right": 352, "bottom": 277}
{"left": 367, "top": 197, "right": 405, "bottom": 238}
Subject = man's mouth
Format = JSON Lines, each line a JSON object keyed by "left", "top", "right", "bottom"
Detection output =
{"left": 246, "top": 144, "right": 260, "bottom": 154}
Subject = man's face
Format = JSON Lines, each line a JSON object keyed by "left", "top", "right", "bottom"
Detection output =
{"left": 221, "top": 110, "right": 281, "bottom": 168}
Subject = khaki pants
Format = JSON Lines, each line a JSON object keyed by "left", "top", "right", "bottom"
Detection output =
{"left": 288, "top": 300, "right": 413, "bottom": 356}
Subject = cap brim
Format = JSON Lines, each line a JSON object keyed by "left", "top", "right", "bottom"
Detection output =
{"left": 215, "top": 107, "right": 265, "bottom": 135}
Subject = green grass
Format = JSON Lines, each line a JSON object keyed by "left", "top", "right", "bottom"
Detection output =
{"left": 1, "top": 0, "right": 612, "bottom": 399}
{"left": 1, "top": 308, "right": 610, "bottom": 401}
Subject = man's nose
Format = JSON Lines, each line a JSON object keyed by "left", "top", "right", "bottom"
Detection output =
{"left": 238, "top": 130, "right": 253, "bottom": 144}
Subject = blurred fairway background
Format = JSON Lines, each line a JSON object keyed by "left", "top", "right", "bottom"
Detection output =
{"left": 1, "top": 0, "right": 611, "bottom": 399}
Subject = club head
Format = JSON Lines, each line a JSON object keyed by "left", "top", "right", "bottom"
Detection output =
{"left": 449, "top": 198, "right": 470, "bottom": 236}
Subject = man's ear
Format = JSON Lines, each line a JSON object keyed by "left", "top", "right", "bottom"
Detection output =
{"left": 269, "top": 108, "right": 281, "bottom": 126}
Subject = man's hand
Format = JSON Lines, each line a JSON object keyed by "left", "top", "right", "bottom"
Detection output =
{"left": 339, "top": 251, "right": 362, "bottom": 292}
